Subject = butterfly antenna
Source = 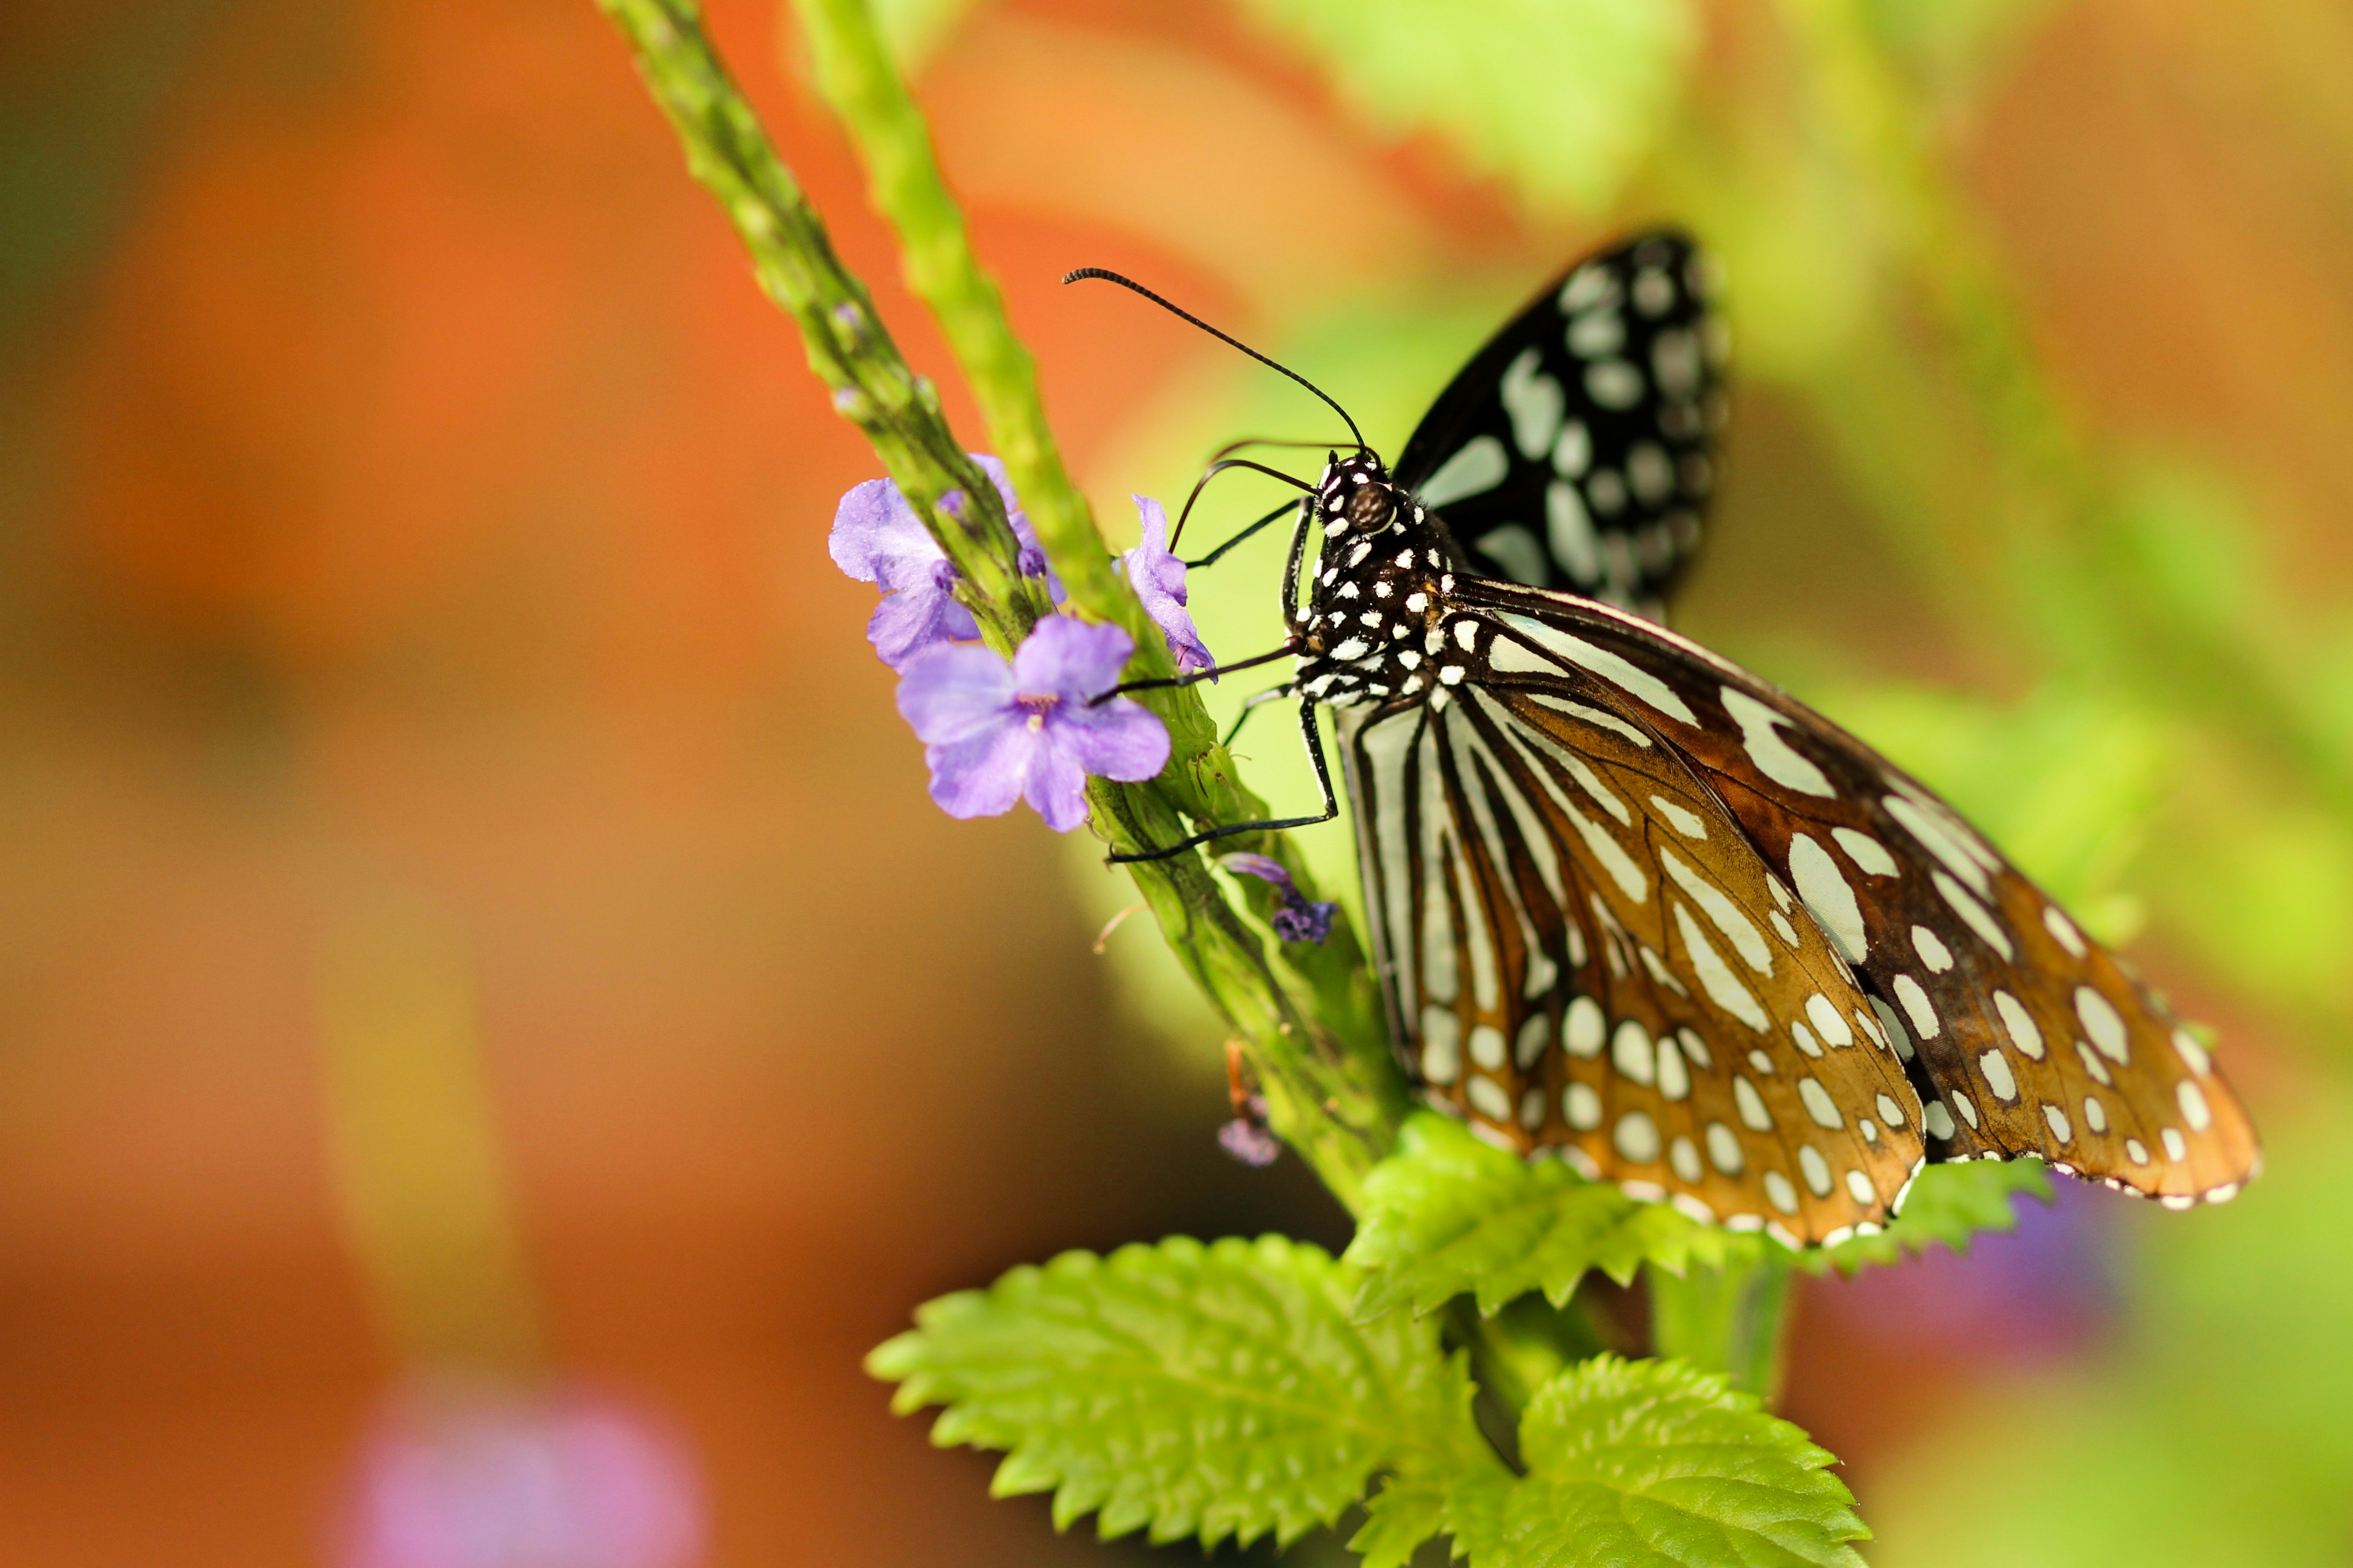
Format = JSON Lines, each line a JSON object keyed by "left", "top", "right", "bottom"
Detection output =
{"left": 1063, "top": 268, "right": 1368, "bottom": 455}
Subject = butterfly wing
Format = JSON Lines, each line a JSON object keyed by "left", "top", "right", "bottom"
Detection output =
{"left": 1454, "top": 575, "right": 2261, "bottom": 1207}
{"left": 1391, "top": 230, "right": 1726, "bottom": 619}
{"left": 1339, "top": 680, "right": 1928, "bottom": 1249}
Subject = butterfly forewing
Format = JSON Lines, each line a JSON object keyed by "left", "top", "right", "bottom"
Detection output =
{"left": 1450, "top": 576, "right": 2260, "bottom": 1208}
{"left": 1341, "top": 665, "right": 1928, "bottom": 1247}
{"left": 1392, "top": 230, "right": 1725, "bottom": 618}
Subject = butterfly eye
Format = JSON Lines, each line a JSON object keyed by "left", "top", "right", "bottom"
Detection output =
{"left": 1346, "top": 484, "right": 1396, "bottom": 531}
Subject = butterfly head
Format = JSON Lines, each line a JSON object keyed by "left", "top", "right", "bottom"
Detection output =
{"left": 1292, "top": 452, "right": 1459, "bottom": 709}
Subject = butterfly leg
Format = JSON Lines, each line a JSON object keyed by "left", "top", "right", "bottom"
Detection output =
{"left": 1090, "top": 641, "right": 1297, "bottom": 704}
{"left": 1224, "top": 683, "right": 1297, "bottom": 747}
{"left": 1105, "top": 697, "right": 1338, "bottom": 864}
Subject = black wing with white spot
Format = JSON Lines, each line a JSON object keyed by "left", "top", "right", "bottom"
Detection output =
{"left": 1391, "top": 230, "right": 1726, "bottom": 619}
{"left": 1448, "top": 574, "right": 2262, "bottom": 1210}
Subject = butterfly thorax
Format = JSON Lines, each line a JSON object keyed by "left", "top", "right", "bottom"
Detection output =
{"left": 1292, "top": 453, "right": 1464, "bottom": 711}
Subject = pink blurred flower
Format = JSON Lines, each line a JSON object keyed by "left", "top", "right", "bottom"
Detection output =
{"left": 342, "top": 1379, "right": 705, "bottom": 1568}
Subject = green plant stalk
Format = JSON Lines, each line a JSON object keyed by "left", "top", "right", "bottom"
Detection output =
{"left": 1648, "top": 1254, "right": 1796, "bottom": 1403}
{"left": 593, "top": 0, "right": 1403, "bottom": 1211}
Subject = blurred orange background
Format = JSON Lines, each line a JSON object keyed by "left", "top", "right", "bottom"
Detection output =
{"left": 3, "top": 0, "right": 2350, "bottom": 1562}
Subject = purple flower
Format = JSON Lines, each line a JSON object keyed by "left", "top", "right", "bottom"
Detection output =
{"left": 830, "top": 456, "right": 1063, "bottom": 669}
{"left": 1218, "top": 1115, "right": 1282, "bottom": 1167}
{"left": 896, "top": 617, "right": 1169, "bottom": 832}
{"left": 1115, "top": 494, "right": 1215, "bottom": 677}
{"left": 1220, "top": 853, "right": 1338, "bottom": 943}
{"left": 341, "top": 1376, "right": 704, "bottom": 1568}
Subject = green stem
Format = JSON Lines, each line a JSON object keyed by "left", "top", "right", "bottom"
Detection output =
{"left": 1647, "top": 1253, "right": 1796, "bottom": 1403}
{"left": 592, "top": 0, "right": 1402, "bottom": 1210}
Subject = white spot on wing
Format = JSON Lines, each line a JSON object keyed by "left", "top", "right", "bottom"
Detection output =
{"left": 2173, "top": 1027, "right": 2211, "bottom": 1076}
{"left": 1720, "top": 688, "right": 1835, "bottom": 798}
{"left": 1911, "top": 925, "right": 1953, "bottom": 973}
{"left": 1421, "top": 1007, "right": 1460, "bottom": 1083}
{"left": 1734, "top": 1075, "right": 1772, "bottom": 1131}
{"left": 1660, "top": 848, "right": 1772, "bottom": 974}
{"left": 1933, "top": 870, "right": 2013, "bottom": 960}
{"left": 1656, "top": 1037, "right": 1690, "bottom": 1101}
{"left": 1831, "top": 827, "right": 1899, "bottom": 876}
{"left": 1552, "top": 420, "right": 1591, "bottom": 478}
{"left": 1614, "top": 1110, "right": 1660, "bottom": 1162}
{"left": 1979, "top": 1048, "right": 2018, "bottom": 1102}
{"left": 1565, "top": 997, "right": 1605, "bottom": 1057}
{"left": 1884, "top": 793, "right": 1991, "bottom": 898}
{"left": 1475, "top": 524, "right": 1548, "bottom": 584}
{"left": 1502, "top": 625, "right": 1697, "bottom": 726}
{"left": 2076, "top": 987, "right": 2130, "bottom": 1065}
{"left": 1671, "top": 1136, "right": 1702, "bottom": 1182}
{"left": 1418, "top": 435, "right": 1511, "bottom": 509}
{"left": 2044, "top": 906, "right": 2087, "bottom": 956}
{"left": 1893, "top": 974, "right": 1940, "bottom": 1038}
{"left": 1673, "top": 902, "right": 1769, "bottom": 1032}
{"left": 1516, "top": 1013, "right": 1551, "bottom": 1068}
{"left": 1545, "top": 480, "right": 1600, "bottom": 584}
{"left": 1613, "top": 1019, "right": 1655, "bottom": 1085}
{"left": 1651, "top": 795, "right": 1707, "bottom": 839}
{"left": 1788, "top": 833, "right": 1868, "bottom": 962}
{"left": 1993, "top": 990, "right": 2044, "bottom": 1060}
{"left": 1804, "top": 993, "right": 1854, "bottom": 1047}
{"left": 1585, "top": 359, "right": 1644, "bottom": 408}
{"left": 1499, "top": 347, "right": 1566, "bottom": 459}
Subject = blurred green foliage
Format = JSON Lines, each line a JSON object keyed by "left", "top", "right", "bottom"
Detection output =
{"left": 1232, "top": 0, "right": 1698, "bottom": 216}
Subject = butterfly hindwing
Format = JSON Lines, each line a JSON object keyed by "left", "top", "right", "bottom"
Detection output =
{"left": 1391, "top": 230, "right": 1725, "bottom": 618}
{"left": 1340, "top": 668, "right": 1928, "bottom": 1247}
{"left": 1451, "top": 576, "right": 2260, "bottom": 1208}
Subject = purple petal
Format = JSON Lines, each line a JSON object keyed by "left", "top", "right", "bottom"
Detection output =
{"left": 895, "top": 642, "right": 1016, "bottom": 746}
{"left": 1054, "top": 695, "right": 1170, "bottom": 784}
{"left": 1218, "top": 1119, "right": 1283, "bottom": 1167}
{"left": 1270, "top": 899, "right": 1338, "bottom": 945}
{"left": 925, "top": 721, "right": 1034, "bottom": 820}
{"left": 866, "top": 571, "right": 981, "bottom": 670}
{"left": 1011, "top": 616, "right": 1135, "bottom": 699}
{"left": 829, "top": 478, "right": 943, "bottom": 593}
{"left": 1119, "top": 495, "right": 1215, "bottom": 676}
{"left": 1218, "top": 853, "right": 1296, "bottom": 892}
{"left": 1021, "top": 728, "right": 1097, "bottom": 832}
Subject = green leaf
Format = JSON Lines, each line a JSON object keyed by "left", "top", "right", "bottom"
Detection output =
{"left": 1352, "top": 1471, "right": 1455, "bottom": 1568}
{"left": 867, "top": 1234, "right": 1482, "bottom": 1549}
{"left": 1233, "top": 0, "right": 1698, "bottom": 216}
{"left": 1454, "top": 1357, "right": 1869, "bottom": 1568}
{"left": 1347, "top": 1113, "right": 1728, "bottom": 1318}
{"left": 1814, "top": 1157, "right": 2052, "bottom": 1274}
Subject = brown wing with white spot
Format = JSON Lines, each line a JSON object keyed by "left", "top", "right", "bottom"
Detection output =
{"left": 1340, "top": 671, "right": 1926, "bottom": 1248}
{"left": 1453, "top": 576, "right": 2260, "bottom": 1209}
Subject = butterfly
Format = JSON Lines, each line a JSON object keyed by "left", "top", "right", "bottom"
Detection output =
{"left": 1071, "top": 237, "right": 2259, "bottom": 1247}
